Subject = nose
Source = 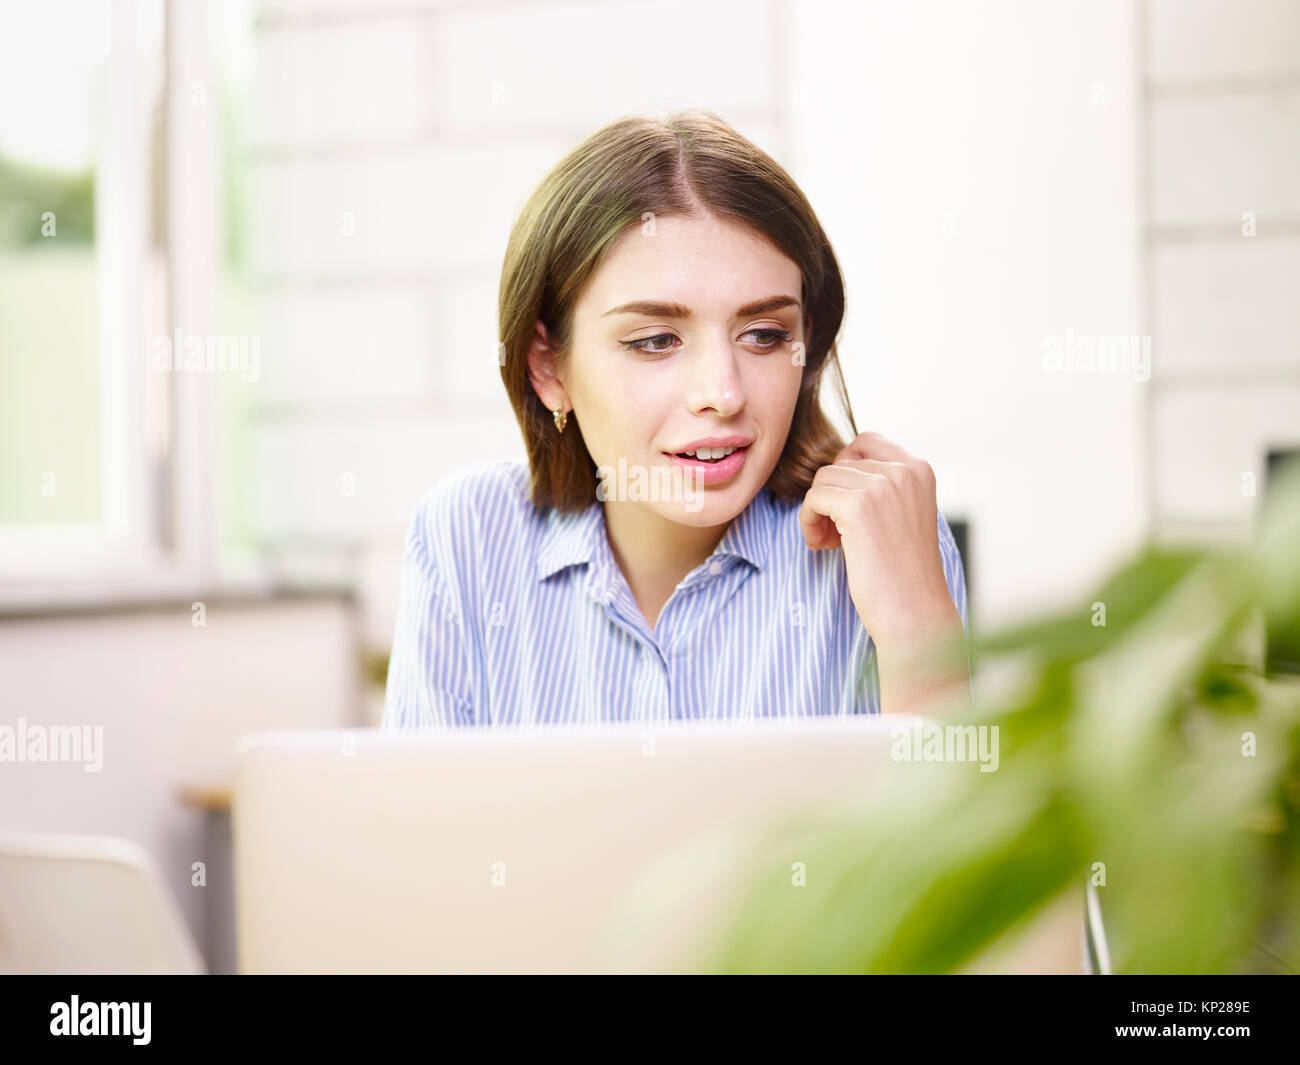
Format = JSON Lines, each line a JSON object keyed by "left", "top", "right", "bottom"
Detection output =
{"left": 684, "top": 331, "right": 745, "bottom": 417}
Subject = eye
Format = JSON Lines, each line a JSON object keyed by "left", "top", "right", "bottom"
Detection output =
{"left": 619, "top": 333, "right": 679, "bottom": 354}
{"left": 618, "top": 329, "right": 794, "bottom": 355}
{"left": 743, "top": 328, "right": 794, "bottom": 350}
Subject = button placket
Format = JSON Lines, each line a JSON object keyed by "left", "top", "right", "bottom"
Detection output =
{"left": 645, "top": 644, "right": 672, "bottom": 720}
{"left": 657, "top": 554, "right": 728, "bottom": 658}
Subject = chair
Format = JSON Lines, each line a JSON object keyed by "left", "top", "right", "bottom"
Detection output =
{"left": 0, "top": 832, "right": 205, "bottom": 974}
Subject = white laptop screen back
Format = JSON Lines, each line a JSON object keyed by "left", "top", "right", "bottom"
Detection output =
{"left": 233, "top": 716, "right": 910, "bottom": 974}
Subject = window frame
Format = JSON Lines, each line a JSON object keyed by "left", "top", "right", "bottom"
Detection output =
{"left": 0, "top": 0, "right": 231, "bottom": 600}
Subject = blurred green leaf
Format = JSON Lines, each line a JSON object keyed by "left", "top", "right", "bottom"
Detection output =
{"left": 700, "top": 452, "right": 1300, "bottom": 974}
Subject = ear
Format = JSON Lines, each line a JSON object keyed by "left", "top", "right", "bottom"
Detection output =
{"left": 526, "top": 318, "right": 569, "bottom": 410}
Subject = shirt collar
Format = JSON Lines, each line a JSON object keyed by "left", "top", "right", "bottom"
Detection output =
{"left": 711, "top": 483, "right": 776, "bottom": 571}
{"left": 536, "top": 501, "right": 606, "bottom": 582}
{"left": 535, "top": 484, "right": 777, "bottom": 584}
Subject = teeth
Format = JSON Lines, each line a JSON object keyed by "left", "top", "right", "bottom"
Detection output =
{"left": 682, "top": 446, "right": 738, "bottom": 460}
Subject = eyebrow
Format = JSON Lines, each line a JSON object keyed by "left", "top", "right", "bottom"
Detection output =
{"left": 600, "top": 295, "right": 801, "bottom": 319}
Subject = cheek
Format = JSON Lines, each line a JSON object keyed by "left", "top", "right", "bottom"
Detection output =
{"left": 749, "top": 360, "right": 803, "bottom": 418}
{"left": 609, "top": 362, "right": 675, "bottom": 418}
{"left": 576, "top": 360, "right": 664, "bottom": 454}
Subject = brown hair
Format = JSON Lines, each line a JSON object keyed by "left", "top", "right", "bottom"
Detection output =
{"left": 498, "top": 108, "right": 858, "bottom": 513}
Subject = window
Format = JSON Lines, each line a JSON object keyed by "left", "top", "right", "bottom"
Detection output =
{"left": 0, "top": 0, "right": 167, "bottom": 583}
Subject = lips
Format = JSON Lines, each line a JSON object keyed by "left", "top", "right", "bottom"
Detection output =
{"left": 667, "top": 436, "right": 754, "bottom": 454}
{"left": 662, "top": 444, "right": 749, "bottom": 484}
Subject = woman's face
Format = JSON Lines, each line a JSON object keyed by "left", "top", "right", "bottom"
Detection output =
{"left": 536, "top": 212, "right": 807, "bottom": 527}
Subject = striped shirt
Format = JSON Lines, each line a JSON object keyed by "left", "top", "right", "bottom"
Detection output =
{"left": 382, "top": 458, "right": 968, "bottom": 729}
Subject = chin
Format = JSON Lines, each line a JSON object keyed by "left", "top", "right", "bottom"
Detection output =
{"left": 653, "top": 484, "right": 751, "bottom": 527}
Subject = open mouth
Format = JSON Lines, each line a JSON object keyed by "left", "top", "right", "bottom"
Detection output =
{"left": 661, "top": 445, "right": 749, "bottom": 483}
{"left": 666, "top": 445, "right": 746, "bottom": 463}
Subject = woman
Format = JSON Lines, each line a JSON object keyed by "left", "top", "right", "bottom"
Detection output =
{"left": 383, "top": 109, "right": 969, "bottom": 729}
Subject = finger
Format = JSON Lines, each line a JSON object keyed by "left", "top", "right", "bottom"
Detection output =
{"left": 798, "top": 483, "right": 862, "bottom": 551}
{"left": 834, "top": 430, "right": 915, "bottom": 466}
{"left": 831, "top": 452, "right": 936, "bottom": 497}
{"left": 822, "top": 457, "right": 909, "bottom": 487}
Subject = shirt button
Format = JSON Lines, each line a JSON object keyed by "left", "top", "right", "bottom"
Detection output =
{"left": 708, "top": 559, "right": 724, "bottom": 576}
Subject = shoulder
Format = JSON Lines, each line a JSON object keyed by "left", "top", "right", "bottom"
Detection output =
{"left": 406, "top": 458, "right": 540, "bottom": 557}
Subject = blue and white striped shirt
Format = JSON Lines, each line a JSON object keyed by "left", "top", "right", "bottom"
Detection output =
{"left": 382, "top": 458, "right": 968, "bottom": 729}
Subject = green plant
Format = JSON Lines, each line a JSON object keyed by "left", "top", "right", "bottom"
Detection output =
{"left": 0, "top": 151, "right": 94, "bottom": 245}
{"left": 702, "top": 457, "right": 1300, "bottom": 974}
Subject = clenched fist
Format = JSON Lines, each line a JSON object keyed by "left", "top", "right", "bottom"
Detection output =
{"left": 798, "top": 431, "right": 968, "bottom": 714}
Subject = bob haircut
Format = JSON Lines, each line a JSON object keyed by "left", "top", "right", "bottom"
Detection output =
{"left": 498, "top": 108, "right": 858, "bottom": 513}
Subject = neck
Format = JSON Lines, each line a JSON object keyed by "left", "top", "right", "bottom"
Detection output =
{"left": 603, "top": 499, "right": 730, "bottom": 603}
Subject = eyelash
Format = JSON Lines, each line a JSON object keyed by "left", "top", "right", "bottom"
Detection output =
{"left": 619, "top": 329, "right": 794, "bottom": 355}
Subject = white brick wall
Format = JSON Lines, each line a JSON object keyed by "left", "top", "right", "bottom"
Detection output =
{"left": 250, "top": 21, "right": 436, "bottom": 148}
{"left": 255, "top": 285, "right": 439, "bottom": 403}
{"left": 1149, "top": 90, "right": 1300, "bottom": 226}
{"left": 428, "top": 0, "right": 779, "bottom": 133}
{"left": 1144, "top": 0, "right": 1300, "bottom": 530}
{"left": 246, "top": 142, "right": 572, "bottom": 276}
{"left": 1153, "top": 241, "right": 1300, "bottom": 372}
{"left": 249, "top": 409, "right": 523, "bottom": 542}
{"left": 437, "top": 272, "right": 514, "bottom": 409}
{"left": 1153, "top": 386, "right": 1300, "bottom": 521}
{"left": 1147, "top": 0, "right": 1300, "bottom": 82}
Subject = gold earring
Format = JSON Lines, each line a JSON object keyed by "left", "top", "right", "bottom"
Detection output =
{"left": 552, "top": 406, "right": 568, "bottom": 434}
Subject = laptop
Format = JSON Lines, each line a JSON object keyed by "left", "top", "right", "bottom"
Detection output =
{"left": 232, "top": 715, "right": 1082, "bottom": 973}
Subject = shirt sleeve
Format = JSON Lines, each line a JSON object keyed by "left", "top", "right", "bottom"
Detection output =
{"left": 937, "top": 509, "right": 969, "bottom": 635}
{"left": 937, "top": 508, "right": 975, "bottom": 709}
{"left": 381, "top": 502, "right": 476, "bottom": 731}
{"left": 859, "top": 510, "right": 971, "bottom": 716}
